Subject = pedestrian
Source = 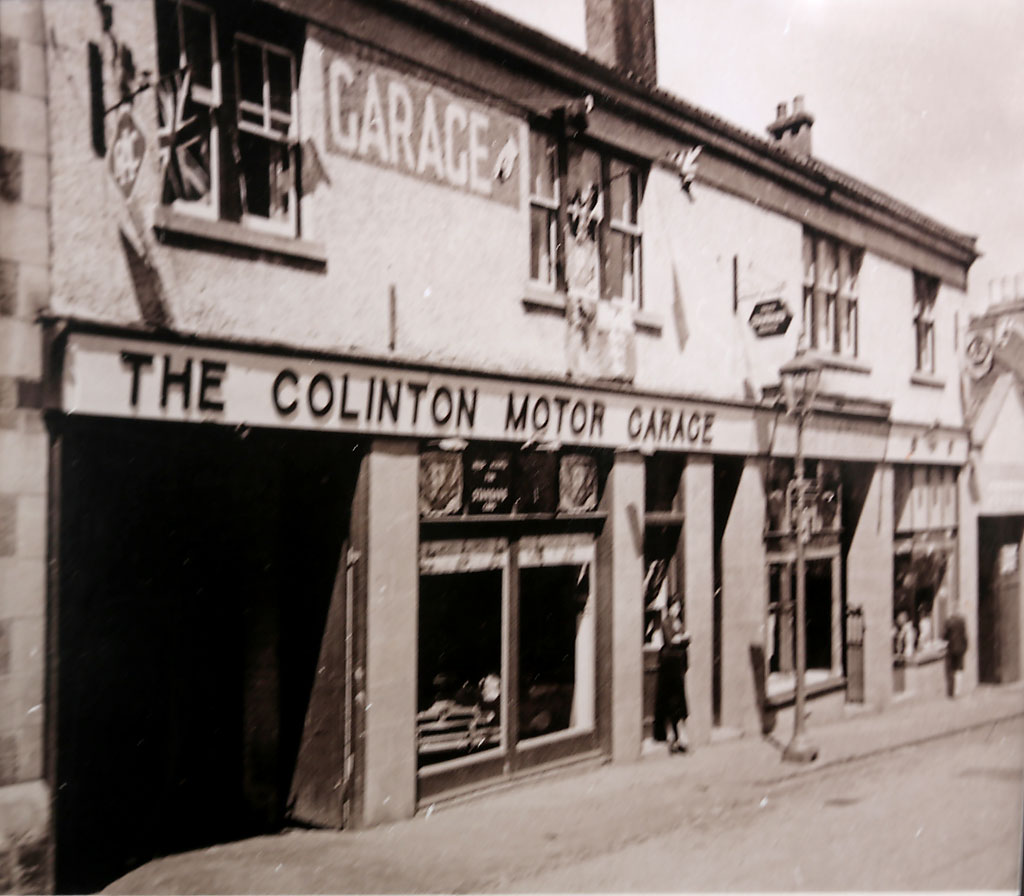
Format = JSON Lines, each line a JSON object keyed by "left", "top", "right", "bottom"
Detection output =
{"left": 942, "top": 610, "right": 968, "bottom": 697}
{"left": 655, "top": 594, "right": 690, "bottom": 754}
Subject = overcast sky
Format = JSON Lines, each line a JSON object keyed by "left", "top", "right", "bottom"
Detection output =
{"left": 480, "top": 0, "right": 1023, "bottom": 312}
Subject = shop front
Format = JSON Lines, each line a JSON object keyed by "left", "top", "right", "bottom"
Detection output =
{"left": 892, "top": 465, "right": 959, "bottom": 697}
{"left": 46, "top": 321, "right": 755, "bottom": 868}
{"left": 415, "top": 444, "right": 608, "bottom": 799}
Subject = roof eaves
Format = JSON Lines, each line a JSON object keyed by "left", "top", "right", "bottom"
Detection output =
{"left": 279, "top": 0, "right": 979, "bottom": 261}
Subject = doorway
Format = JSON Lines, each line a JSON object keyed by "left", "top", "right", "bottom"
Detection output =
{"left": 53, "top": 419, "right": 360, "bottom": 893}
{"left": 978, "top": 516, "right": 1024, "bottom": 683}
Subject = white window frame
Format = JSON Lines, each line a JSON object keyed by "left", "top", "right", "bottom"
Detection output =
{"left": 233, "top": 33, "right": 299, "bottom": 237}
{"left": 607, "top": 161, "right": 642, "bottom": 310}
{"left": 528, "top": 131, "right": 560, "bottom": 291}
{"left": 171, "top": 0, "right": 221, "bottom": 221}
{"left": 803, "top": 232, "right": 860, "bottom": 357}
{"left": 527, "top": 129, "right": 644, "bottom": 309}
{"left": 914, "top": 273, "right": 938, "bottom": 374}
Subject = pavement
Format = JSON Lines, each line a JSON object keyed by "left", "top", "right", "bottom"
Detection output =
{"left": 104, "top": 683, "right": 1024, "bottom": 895}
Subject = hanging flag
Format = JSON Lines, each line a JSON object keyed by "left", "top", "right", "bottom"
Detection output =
{"left": 155, "top": 67, "right": 211, "bottom": 203}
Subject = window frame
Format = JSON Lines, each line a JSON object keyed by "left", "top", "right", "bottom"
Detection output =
{"left": 801, "top": 232, "right": 861, "bottom": 358}
{"left": 158, "top": 0, "right": 303, "bottom": 240}
{"left": 528, "top": 130, "right": 560, "bottom": 291}
{"left": 233, "top": 33, "right": 299, "bottom": 236}
{"left": 528, "top": 126, "right": 645, "bottom": 311}
{"left": 914, "top": 272, "right": 938, "bottom": 375}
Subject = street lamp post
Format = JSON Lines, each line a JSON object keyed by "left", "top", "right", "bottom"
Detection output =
{"left": 779, "top": 351, "right": 822, "bottom": 764}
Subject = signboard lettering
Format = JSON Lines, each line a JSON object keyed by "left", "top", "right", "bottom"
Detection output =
{"left": 61, "top": 333, "right": 775, "bottom": 456}
{"left": 748, "top": 299, "right": 793, "bottom": 338}
{"left": 321, "top": 41, "right": 520, "bottom": 206}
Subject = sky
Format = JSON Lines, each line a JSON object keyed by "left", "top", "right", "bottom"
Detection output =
{"left": 480, "top": 0, "right": 1023, "bottom": 312}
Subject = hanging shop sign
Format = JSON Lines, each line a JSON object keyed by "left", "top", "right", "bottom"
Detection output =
{"left": 748, "top": 299, "right": 792, "bottom": 338}
{"left": 60, "top": 331, "right": 757, "bottom": 454}
{"left": 319, "top": 34, "right": 521, "bottom": 207}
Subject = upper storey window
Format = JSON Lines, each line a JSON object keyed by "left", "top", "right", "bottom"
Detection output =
{"left": 157, "top": 0, "right": 300, "bottom": 237}
{"left": 529, "top": 130, "right": 643, "bottom": 309}
{"left": 914, "top": 272, "right": 939, "bottom": 374}
{"left": 801, "top": 232, "right": 862, "bottom": 357}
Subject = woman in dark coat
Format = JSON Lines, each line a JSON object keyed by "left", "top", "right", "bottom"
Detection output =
{"left": 655, "top": 594, "right": 690, "bottom": 754}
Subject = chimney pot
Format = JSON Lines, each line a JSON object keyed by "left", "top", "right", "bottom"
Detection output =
{"left": 768, "top": 96, "right": 814, "bottom": 157}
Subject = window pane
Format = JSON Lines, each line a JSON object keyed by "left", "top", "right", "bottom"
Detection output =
{"left": 843, "top": 298, "right": 858, "bottom": 356}
{"left": 238, "top": 131, "right": 292, "bottom": 221}
{"left": 518, "top": 564, "right": 594, "bottom": 740}
{"left": 161, "top": 103, "right": 213, "bottom": 205}
{"left": 529, "top": 131, "right": 556, "bottom": 199}
{"left": 609, "top": 161, "right": 637, "bottom": 224}
{"left": 802, "top": 233, "right": 816, "bottom": 286}
{"left": 607, "top": 229, "right": 640, "bottom": 305}
{"left": 417, "top": 570, "right": 503, "bottom": 767}
{"left": 605, "top": 230, "right": 625, "bottom": 301}
{"left": 180, "top": 3, "right": 214, "bottom": 90}
{"left": 236, "top": 40, "right": 264, "bottom": 109}
{"left": 267, "top": 48, "right": 293, "bottom": 116}
{"left": 819, "top": 239, "right": 838, "bottom": 290}
{"left": 530, "top": 206, "right": 556, "bottom": 285}
{"left": 805, "top": 559, "right": 833, "bottom": 671}
{"left": 802, "top": 286, "right": 816, "bottom": 348}
{"left": 825, "top": 293, "right": 838, "bottom": 352}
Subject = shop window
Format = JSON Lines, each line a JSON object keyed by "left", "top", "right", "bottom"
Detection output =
{"left": 914, "top": 272, "right": 938, "bottom": 374}
{"left": 417, "top": 569, "right": 503, "bottom": 766}
{"left": 156, "top": 0, "right": 301, "bottom": 237}
{"left": 894, "top": 546, "right": 951, "bottom": 661}
{"left": 801, "top": 231, "right": 861, "bottom": 357}
{"left": 529, "top": 129, "right": 644, "bottom": 309}
{"left": 518, "top": 563, "right": 595, "bottom": 740}
{"left": 416, "top": 535, "right": 597, "bottom": 774}
{"left": 642, "top": 454, "right": 685, "bottom": 648}
{"left": 766, "top": 557, "right": 841, "bottom": 693}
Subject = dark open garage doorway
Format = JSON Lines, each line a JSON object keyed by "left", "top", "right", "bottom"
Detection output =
{"left": 52, "top": 418, "right": 361, "bottom": 893}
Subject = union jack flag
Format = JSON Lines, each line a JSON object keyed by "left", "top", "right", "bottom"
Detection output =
{"left": 155, "top": 67, "right": 211, "bottom": 203}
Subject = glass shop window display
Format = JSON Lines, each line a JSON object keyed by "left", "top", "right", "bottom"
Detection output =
{"left": 416, "top": 445, "right": 602, "bottom": 770}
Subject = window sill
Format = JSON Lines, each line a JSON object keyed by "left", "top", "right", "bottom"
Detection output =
{"left": 910, "top": 372, "right": 945, "bottom": 389}
{"left": 521, "top": 285, "right": 566, "bottom": 314}
{"left": 521, "top": 286, "right": 663, "bottom": 334}
{"left": 633, "top": 309, "right": 663, "bottom": 335}
{"left": 152, "top": 206, "right": 327, "bottom": 266}
{"left": 764, "top": 672, "right": 846, "bottom": 707}
{"left": 894, "top": 643, "right": 947, "bottom": 666}
{"left": 803, "top": 351, "right": 872, "bottom": 375}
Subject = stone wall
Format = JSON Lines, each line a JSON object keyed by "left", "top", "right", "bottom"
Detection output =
{"left": 0, "top": 1, "right": 52, "bottom": 891}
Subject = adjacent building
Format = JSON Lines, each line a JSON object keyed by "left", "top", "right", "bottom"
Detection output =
{"left": 962, "top": 275, "right": 1024, "bottom": 688}
{"left": 0, "top": 0, "right": 984, "bottom": 891}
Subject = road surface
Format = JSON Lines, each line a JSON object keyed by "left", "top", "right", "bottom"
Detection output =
{"left": 501, "top": 717, "right": 1024, "bottom": 891}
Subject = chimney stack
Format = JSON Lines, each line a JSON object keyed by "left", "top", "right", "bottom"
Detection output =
{"left": 585, "top": 0, "right": 657, "bottom": 88}
{"left": 767, "top": 95, "right": 815, "bottom": 157}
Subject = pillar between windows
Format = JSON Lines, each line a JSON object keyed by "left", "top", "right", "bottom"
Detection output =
{"left": 356, "top": 438, "right": 419, "bottom": 826}
{"left": 597, "top": 449, "right": 645, "bottom": 762}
